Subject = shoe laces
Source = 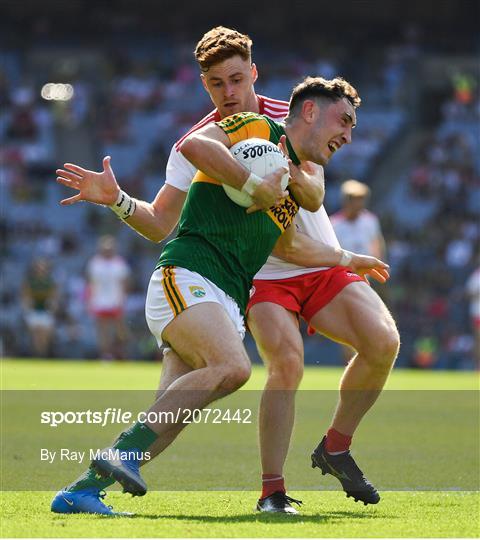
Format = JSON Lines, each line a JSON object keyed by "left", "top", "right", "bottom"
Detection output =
{"left": 341, "top": 452, "right": 367, "bottom": 479}
{"left": 271, "top": 491, "right": 303, "bottom": 506}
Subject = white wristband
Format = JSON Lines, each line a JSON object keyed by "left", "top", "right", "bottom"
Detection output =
{"left": 109, "top": 190, "right": 136, "bottom": 220}
{"left": 241, "top": 172, "right": 263, "bottom": 196}
{"left": 339, "top": 249, "right": 353, "bottom": 267}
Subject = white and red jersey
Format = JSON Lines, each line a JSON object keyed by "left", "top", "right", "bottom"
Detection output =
{"left": 86, "top": 255, "right": 130, "bottom": 312}
{"left": 330, "top": 209, "right": 382, "bottom": 256}
{"left": 256, "top": 206, "right": 341, "bottom": 279}
{"left": 165, "top": 94, "right": 341, "bottom": 281}
{"left": 165, "top": 95, "right": 289, "bottom": 192}
{"left": 466, "top": 267, "right": 480, "bottom": 319}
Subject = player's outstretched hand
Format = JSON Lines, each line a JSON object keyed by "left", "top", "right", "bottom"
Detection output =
{"left": 246, "top": 166, "right": 289, "bottom": 214}
{"left": 349, "top": 253, "right": 391, "bottom": 284}
{"left": 56, "top": 156, "right": 120, "bottom": 206}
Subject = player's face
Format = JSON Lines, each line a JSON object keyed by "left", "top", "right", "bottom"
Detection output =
{"left": 201, "top": 56, "right": 258, "bottom": 119}
{"left": 308, "top": 97, "right": 356, "bottom": 166}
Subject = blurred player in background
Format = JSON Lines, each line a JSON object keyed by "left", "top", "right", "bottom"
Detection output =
{"left": 331, "top": 179, "right": 385, "bottom": 259}
{"left": 22, "top": 258, "right": 58, "bottom": 357}
{"left": 330, "top": 179, "right": 387, "bottom": 363}
{"left": 465, "top": 263, "right": 480, "bottom": 368}
{"left": 52, "top": 26, "right": 389, "bottom": 516}
{"left": 86, "top": 235, "right": 130, "bottom": 360}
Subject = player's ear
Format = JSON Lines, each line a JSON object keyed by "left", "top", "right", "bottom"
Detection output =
{"left": 200, "top": 74, "right": 208, "bottom": 92}
{"left": 251, "top": 63, "right": 258, "bottom": 84}
{"left": 302, "top": 99, "right": 317, "bottom": 124}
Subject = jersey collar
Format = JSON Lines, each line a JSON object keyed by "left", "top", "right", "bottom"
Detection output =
{"left": 285, "top": 137, "right": 301, "bottom": 166}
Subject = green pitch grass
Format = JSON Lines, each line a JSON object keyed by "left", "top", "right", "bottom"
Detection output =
{"left": 1, "top": 490, "right": 478, "bottom": 538}
{"left": 1, "top": 359, "right": 479, "bottom": 538}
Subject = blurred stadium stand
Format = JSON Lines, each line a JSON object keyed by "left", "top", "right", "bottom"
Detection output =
{"left": 1, "top": 0, "right": 478, "bottom": 368}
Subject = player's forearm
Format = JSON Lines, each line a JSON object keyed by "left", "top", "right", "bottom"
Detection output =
{"left": 116, "top": 199, "right": 174, "bottom": 243}
{"left": 120, "top": 199, "right": 164, "bottom": 242}
{"left": 180, "top": 135, "right": 249, "bottom": 189}
{"left": 273, "top": 230, "right": 343, "bottom": 267}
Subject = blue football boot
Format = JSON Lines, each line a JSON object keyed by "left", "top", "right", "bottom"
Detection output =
{"left": 91, "top": 448, "right": 146, "bottom": 497}
{"left": 51, "top": 488, "right": 132, "bottom": 515}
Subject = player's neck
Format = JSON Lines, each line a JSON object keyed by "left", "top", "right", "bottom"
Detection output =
{"left": 284, "top": 125, "right": 305, "bottom": 162}
{"left": 344, "top": 209, "right": 361, "bottom": 220}
{"left": 248, "top": 93, "right": 261, "bottom": 114}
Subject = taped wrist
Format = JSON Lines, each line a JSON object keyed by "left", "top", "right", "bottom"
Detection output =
{"left": 109, "top": 190, "right": 136, "bottom": 220}
{"left": 339, "top": 249, "right": 353, "bottom": 267}
{"left": 241, "top": 172, "right": 263, "bottom": 196}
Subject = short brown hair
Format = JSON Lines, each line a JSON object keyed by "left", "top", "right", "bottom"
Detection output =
{"left": 194, "top": 26, "right": 252, "bottom": 72}
{"left": 289, "top": 76, "right": 361, "bottom": 115}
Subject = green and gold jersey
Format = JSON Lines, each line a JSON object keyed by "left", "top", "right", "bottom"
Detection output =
{"left": 157, "top": 112, "right": 300, "bottom": 313}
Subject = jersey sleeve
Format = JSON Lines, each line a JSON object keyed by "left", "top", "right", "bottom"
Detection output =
{"left": 216, "top": 112, "right": 271, "bottom": 146}
{"left": 165, "top": 144, "right": 198, "bottom": 192}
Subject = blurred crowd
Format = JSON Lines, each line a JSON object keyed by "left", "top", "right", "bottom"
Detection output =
{"left": 382, "top": 89, "right": 479, "bottom": 369}
{"left": 0, "top": 27, "right": 478, "bottom": 369}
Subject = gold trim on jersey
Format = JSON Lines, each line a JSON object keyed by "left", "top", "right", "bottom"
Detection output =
{"left": 224, "top": 118, "right": 271, "bottom": 146}
{"left": 192, "top": 171, "right": 222, "bottom": 185}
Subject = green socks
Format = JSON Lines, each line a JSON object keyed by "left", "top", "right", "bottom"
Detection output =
{"left": 67, "top": 467, "right": 115, "bottom": 492}
{"left": 66, "top": 422, "right": 158, "bottom": 493}
{"left": 113, "top": 422, "right": 158, "bottom": 452}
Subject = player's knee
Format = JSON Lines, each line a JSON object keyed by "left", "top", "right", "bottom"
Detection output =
{"left": 267, "top": 350, "right": 304, "bottom": 389}
{"left": 217, "top": 361, "right": 251, "bottom": 395}
{"left": 367, "top": 322, "right": 400, "bottom": 370}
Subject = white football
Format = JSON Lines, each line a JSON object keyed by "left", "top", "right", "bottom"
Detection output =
{"left": 224, "top": 138, "right": 289, "bottom": 207}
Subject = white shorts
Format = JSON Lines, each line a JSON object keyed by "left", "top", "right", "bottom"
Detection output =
{"left": 25, "top": 310, "right": 54, "bottom": 330}
{"left": 145, "top": 266, "right": 245, "bottom": 347}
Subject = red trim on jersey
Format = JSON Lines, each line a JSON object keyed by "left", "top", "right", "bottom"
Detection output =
{"left": 247, "top": 267, "right": 364, "bottom": 323}
{"left": 259, "top": 95, "right": 290, "bottom": 107}
{"left": 174, "top": 111, "right": 219, "bottom": 150}
{"left": 174, "top": 95, "right": 289, "bottom": 150}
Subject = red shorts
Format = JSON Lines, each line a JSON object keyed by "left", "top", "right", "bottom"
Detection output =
{"left": 247, "top": 267, "right": 364, "bottom": 326}
{"left": 93, "top": 308, "right": 123, "bottom": 319}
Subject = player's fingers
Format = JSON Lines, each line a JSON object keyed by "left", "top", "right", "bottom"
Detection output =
{"left": 374, "top": 258, "right": 390, "bottom": 269}
{"left": 276, "top": 165, "right": 289, "bottom": 176}
{"left": 246, "top": 203, "right": 261, "bottom": 214}
{"left": 60, "top": 194, "right": 83, "bottom": 206}
{"left": 56, "top": 176, "right": 80, "bottom": 189}
{"left": 103, "top": 155, "right": 112, "bottom": 172}
{"left": 368, "top": 269, "right": 387, "bottom": 283}
{"left": 278, "top": 135, "right": 289, "bottom": 157}
{"left": 376, "top": 267, "right": 390, "bottom": 280}
{"left": 56, "top": 168, "right": 82, "bottom": 181}
{"left": 64, "top": 163, "right": 87, "bottom": 176}
{"left": 301, "top": 160, "right": 317, "bottom": 174}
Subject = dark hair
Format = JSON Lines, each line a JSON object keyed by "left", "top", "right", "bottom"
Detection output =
{"left": 195, "top": 26, "right": 252, "bottom": 72}
{"left": 289, "top": 76, "right": 361, "bottom": 115}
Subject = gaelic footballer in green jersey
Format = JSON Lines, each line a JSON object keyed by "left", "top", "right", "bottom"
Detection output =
{"left": 158, "top": 112, "right": 300, "bottom": 314}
